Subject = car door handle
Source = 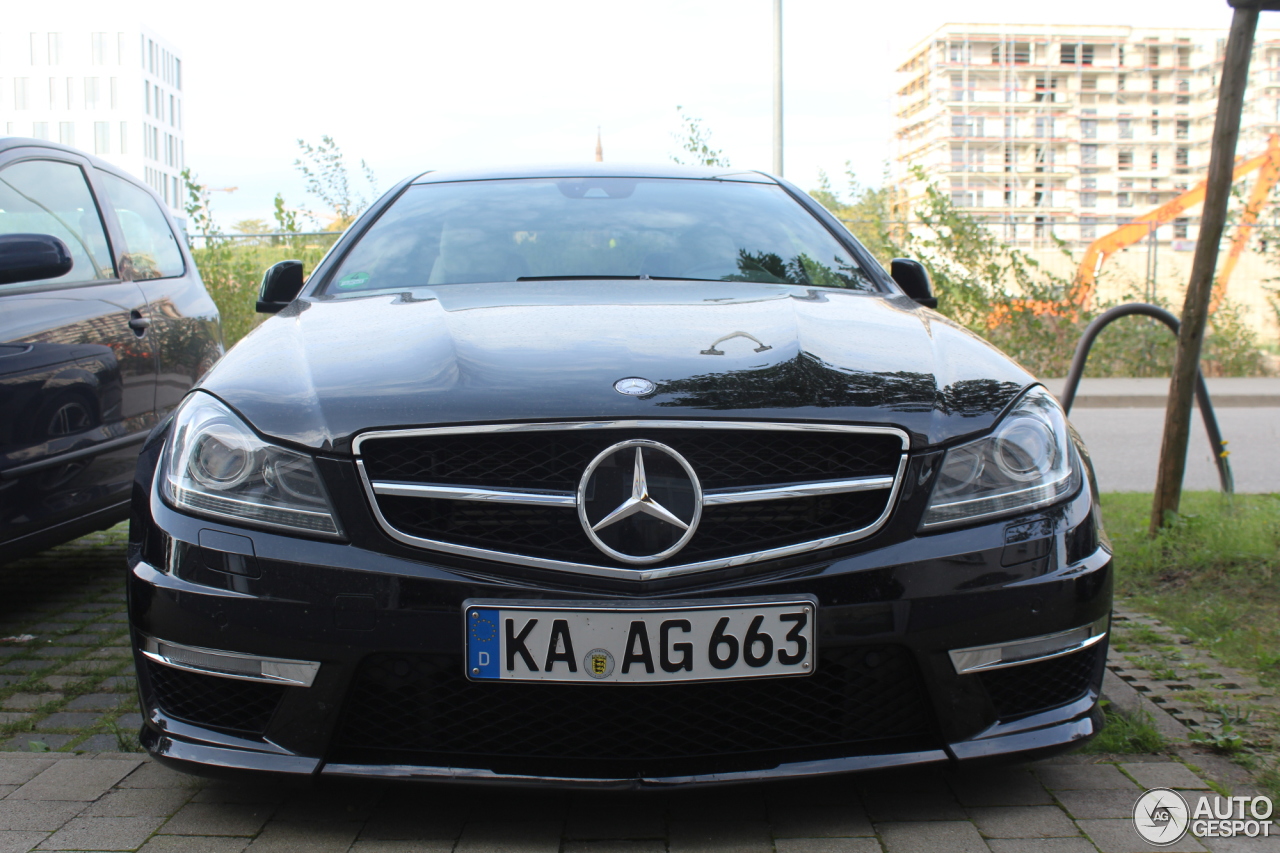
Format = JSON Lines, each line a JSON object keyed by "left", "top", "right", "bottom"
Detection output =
{"left": 128, "top": 311, "right": 150, "bottom": 334}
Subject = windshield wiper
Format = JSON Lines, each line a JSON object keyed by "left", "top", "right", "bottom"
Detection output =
{"left": 516, "top": 275, "right": 645, "bottom": 281}
{"left": 516, "top": 274, "right": 728, "bottom": 283}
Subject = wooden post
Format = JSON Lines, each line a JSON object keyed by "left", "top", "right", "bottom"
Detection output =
{"left": 1150, "top": 2, "right": 1260, "bottom": 535}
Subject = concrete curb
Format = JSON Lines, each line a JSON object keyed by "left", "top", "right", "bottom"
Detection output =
{"left": 1043, "top": 377, "right": 1280, "bottom": 408}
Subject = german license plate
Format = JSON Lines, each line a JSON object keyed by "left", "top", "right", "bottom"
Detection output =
{"left": 463, "top": 597, "right": 816, "bottom": 683}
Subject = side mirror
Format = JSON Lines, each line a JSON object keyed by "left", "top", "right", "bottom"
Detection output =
{"left": 256, "top": 260, "right": 305, "bottom": 313}
{"left": 890, "top": 258, "right": 937, "bottom": 309}
{"left": 0, "top": 234, "right": 73, "bottom": 285}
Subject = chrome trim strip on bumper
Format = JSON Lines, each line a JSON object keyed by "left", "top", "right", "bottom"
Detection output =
{"left": 354, "top": 420, "right": 910, "bottom": 582}
{"left": 140, "top": 635, "right": 320, "bottom": 687}
{"left": 948, "top": 616, "right": 1110, "bottom": 675}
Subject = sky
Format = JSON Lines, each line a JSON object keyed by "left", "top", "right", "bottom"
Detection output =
{"left": 31, "top": 0, "right": 1242, "bottom": 227}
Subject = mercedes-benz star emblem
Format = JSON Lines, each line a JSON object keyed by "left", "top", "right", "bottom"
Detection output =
{"left": 613, "top": 377, "right": 656, "bottom": 396}
{"left": 577, "top": 440, "right": 701, "bottom": 565}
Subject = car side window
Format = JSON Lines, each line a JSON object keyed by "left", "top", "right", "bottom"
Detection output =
{"left": 98, "top": 171, "right": 185, "bottom": 280}
{"left": 0, "top": 159, "right": 116, "bottom": 288}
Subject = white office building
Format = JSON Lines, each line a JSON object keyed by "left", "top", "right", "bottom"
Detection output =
{"left": 0, "top": 25, "right": 186, "bottom": 218}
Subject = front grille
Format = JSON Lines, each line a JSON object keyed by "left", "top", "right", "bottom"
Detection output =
{"left": 980, "top": 646, "right": 1099, "bottom": 720}
{"left": 361, "top": 428, "right": 902, "bottom": 492}
{"left": 332, "top": 646, "right": 935, "bottom": 777}
{"left": 360, "top": 424, "right": 906, "bottom": 570}
{"left": 145, "top": 660, "right": 285, "bottom": 735}
{"left": 379, "top": 490, "right": 890, "bottom": 566}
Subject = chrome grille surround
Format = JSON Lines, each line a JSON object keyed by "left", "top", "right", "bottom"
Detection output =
{"left": 354, "top": 420, "right": 910, "bottom": 581}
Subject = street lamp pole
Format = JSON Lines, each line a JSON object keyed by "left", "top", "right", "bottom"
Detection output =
{"left": 773, "top": 0, "right": 783, "bottom": 176}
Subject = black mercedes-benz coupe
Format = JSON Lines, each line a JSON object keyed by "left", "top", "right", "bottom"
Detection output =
{"left": 127, "top": 164, "right": 1111, "bottom": 787}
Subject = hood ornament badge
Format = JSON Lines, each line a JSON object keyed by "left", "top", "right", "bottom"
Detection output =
{"left": 577, "top": 440, "right": 701, "bottom": 565}
{"left": 614, "top": 377, "right": 656, "bottom": 396}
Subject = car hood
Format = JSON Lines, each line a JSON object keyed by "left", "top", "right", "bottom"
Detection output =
{"left": 199, "top": 281, "right": 1035, "bottom": 453}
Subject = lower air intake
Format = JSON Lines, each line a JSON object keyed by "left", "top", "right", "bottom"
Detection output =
{"left": 333, "top": 646, "right": 936, "bottom": 777}
{"left": 145, "top": 660, "right": 285, "bottom": 735}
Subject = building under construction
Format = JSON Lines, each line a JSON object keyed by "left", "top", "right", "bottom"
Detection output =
{"left": 892, "top": 23, "right": 1280, "bottom": 336}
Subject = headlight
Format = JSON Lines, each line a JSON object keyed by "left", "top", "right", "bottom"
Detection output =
{"left": 921, "top": 386, "right": 1079, "bottom": 530}
{"left": 160, "top": 393, "right": 342, "bottom": 537}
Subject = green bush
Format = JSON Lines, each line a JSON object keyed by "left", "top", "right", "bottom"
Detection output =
{"left": 193, "top": 237, "right": 337, "bottom": 347}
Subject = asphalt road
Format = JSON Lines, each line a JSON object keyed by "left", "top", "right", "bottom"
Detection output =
{"left": 1068, "top": 407, "right": 1280, "bottom": 493}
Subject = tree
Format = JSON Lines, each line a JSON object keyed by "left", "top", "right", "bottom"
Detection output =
{"left": 180, "top": 168, "right": 218, "bottom": 241}
{"left": 273, "top": 194, "right": 300, "bottom": 235}
{"left": 293, "top": 136, "right": 379, "bottom": 231}
{"left": 232, "top": 219, "right": 271, "bottom": 235}
{"left": 670, "top": 107, "right": 730, "bottom": 167}
{"left": 808, "top": 165, "right": 895, "bottom": 265}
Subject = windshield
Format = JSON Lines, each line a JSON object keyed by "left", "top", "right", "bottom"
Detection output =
{"left": 322, "top": 178, "right": 876, "bottom": 294}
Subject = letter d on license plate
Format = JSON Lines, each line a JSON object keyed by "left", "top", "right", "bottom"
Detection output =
{"left": 463, "top": 597, "right": 817, "bottom": 684}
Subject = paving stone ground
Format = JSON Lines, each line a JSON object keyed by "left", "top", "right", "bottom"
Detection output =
{"left": 1, "top": 526, "right": 1276, "bottom": 852}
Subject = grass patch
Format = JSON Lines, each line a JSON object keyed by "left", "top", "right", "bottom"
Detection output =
{"left": 1101, "top": 492, "right": 1280, "bottom": 689}
{"left": 1081, "top": 701, "right": 1167, "bottom": 754}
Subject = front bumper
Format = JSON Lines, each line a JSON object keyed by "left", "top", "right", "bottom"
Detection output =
{"left": 128, "top": 457, "right": 1112, "bottom": 787}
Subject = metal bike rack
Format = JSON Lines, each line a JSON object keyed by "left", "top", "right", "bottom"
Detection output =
{"left": 1059, "top": 303, "right": 1234, "bottom": 494}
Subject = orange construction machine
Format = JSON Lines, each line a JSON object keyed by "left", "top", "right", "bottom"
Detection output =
{"left": 1072, "top": 133, "right": 1280, "bottom": 311}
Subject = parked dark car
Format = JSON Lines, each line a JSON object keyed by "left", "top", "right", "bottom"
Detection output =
{"left": 0, "top": 138, "right": 223, "bottom": 563}
{"left": 128, "top": 165, "right": 1111, "bottom": 787}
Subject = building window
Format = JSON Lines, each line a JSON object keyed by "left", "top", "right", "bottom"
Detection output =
{"left": 1146, "top": 45, "right": 1160, "bottom": 67}
{"left": 169, "top": 94, "right": 175, "bottom": 126}
{"left": 1082, "top": 217, "right": 1098, "bottom": 240}
{"left": 951, "top": 145, "right": 965, "bottom": 168}
{"left": 1177, "top": 46, "right": 1191, "bottom": 67}
{"left": 120, "top": 121, "right": 128, "bottom": 155}
{"left": 110, "top": 77, "right": 117, "bottom": 109}
{"left": 94, "top": 121, "right": 109, "bottom": 154}
{"left": 992, "top": 42, "right": 1030, "bottom": 64}
{"left": 1118, "top": 192, "right": 1133, "bottom": 207}
{"left": 1061, "top": 44, "right": 1077, "bottom": 64}
{"left": 1151, "top": 75, "right": 1160, "bottom": 92}
{"left": 1147, "top": 192, "right": 1159, "bottom": 205}
{"left": 144, "top": 81, "right": 150, "bottom": 116}
{"left": 1175, "top": 147, "right": 1189, "bottom": 172}
{"left": 32, "top": 122, "right": 49, "bottom": 140}
{"left": 48, "top": 33, "right": 62, "bottom": 65}
{"left": 1150, "top": 151, "right": 1159, "bottom": 169}
{"left": 175, "top": 58, "right": 182, "bottom": 90}
{"left": 951, "top": 115, "right": 983, "bottom": 137}
{"left": 1035, "top": 116, "right": 1054, "bottom": 138}
{"left": 1118, "top": 116, "right": 1133, "bottom": 138}
{"left": 1081, "top": 76, "right": 1097, "bottom": 91}
{"left": 1174, "top": 218, "right": 1188, "bottom": 238}
{"left": 1176, "top": 78, "right": 1190, "bottom": 104}
{"left": 1082, "top": 118, "right": 1097, "bottom": 138}
{"left": 1034, "top": 215, "right": 1047, "bottom": 236}
{"left": 92, "top": 33, "right": 107, "bottom": 64}
{"left": 1081, "top": 192, "right": 1098, "bottom": 208}
{"left": 1176, "top": 118, "right": 1190, "bottom": 139}
{"left": 949, "top": 42, "right": 970, "bottom": 63}
{"left": 1117, "top": 74, "right": 1126, "bottom": 91}
{"left": 59, "top": 122, "right": 74, "bottom": 147}
{"left": 1034, "top": 76, "right": 1058, "bottom": 102}
{"left": 13, "top": 78, "right": 28, "bottom": 110}
{"left": 1081, "top": 144, "right": 1098, "bottom": 165}
{"left": 85, "top": 77, "right": 99, "bottom": 110}
{"left": 1118, "top": 149, "right": 1134, "bottom": 170}
{"left": 49, "top": 78, "right": 60, "bottom": 111}
{"left": 1151, "top": 115, "right": 1160, "bottom": 136}
{"left": 1082, "top": 44, "right": 1094, "bottom": 65}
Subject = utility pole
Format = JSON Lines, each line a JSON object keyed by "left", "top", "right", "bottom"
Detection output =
{"left": 1150, "top": 0, "right": 1263, "bottom": 535}
{"left": 773, "top": 0, "right": 783, "bottom": 176}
